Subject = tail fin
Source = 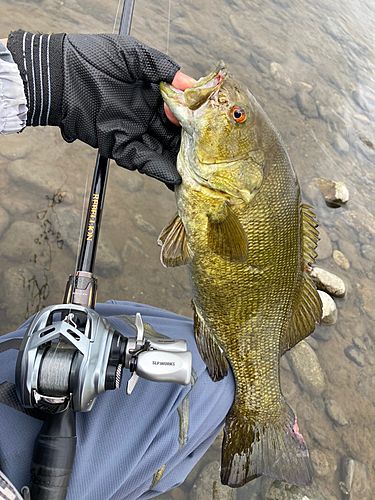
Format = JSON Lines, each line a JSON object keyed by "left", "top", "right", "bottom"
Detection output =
{"left": 221, "top": 403, "right": 312, "bottom": 487}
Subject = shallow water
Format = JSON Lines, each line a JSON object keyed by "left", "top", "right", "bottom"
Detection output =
{"left": 0, "top": 0, "right": 374, "bottom": 498}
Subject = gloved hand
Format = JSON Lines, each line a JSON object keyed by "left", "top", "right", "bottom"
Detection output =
{"left": 7, "top": 31, "right": 182, "bottom": 185}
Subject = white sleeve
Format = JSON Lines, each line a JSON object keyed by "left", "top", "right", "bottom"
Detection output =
{"left": 0, "top": 40, "right": 28, "bottom": 135}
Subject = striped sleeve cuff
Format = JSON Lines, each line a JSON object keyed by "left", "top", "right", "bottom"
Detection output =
{"left": 7, "top": 30, "right": 65, "bottom": 127}
{"left": 0, "top": 40, "right": 27, "bottom": 134}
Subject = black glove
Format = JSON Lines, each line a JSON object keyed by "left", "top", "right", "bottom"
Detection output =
{"left": 7, "top": 30, "right": 182, "bottom": 185}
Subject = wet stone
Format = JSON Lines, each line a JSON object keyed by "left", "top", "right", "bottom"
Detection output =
{"left": 288, "top": 340, "right": 326, "bottom": 397}
{"left": 352, "top": 90, "right": 371, "bottom": 112}
{"left": 96, "top": 240, "right": 122, "bottom": 277}
{"left": 270, "top": 62, "right": 292, "bottom": 86}
{"left": 295, "top": 81, "right": 313, "bottom": 94}
{"left": 312, "top": 323, "right": 335, "bottom": 341}
{"left": 278, "top": 86, "right": 296, "bottom": 100}
{"left": 357, "top": 278, "right": 375, "bottom": 321}
{"left": 192, "top": 461, "right": 235, "bottom": 500}
{"left": 307, "top": 420, "right": 330, "bottom": 449}
{"left": 316, "top": 226, "right": 332, "bottom": 260}
{"left": 317, "top": 103, "right": 340, "bottom": 125}
{"left": 360, "top": 244, "right": 375, "bottom": 262}
{"left": 264, "top": 479, "right": 326, "bottom": 500}
{"left": 306, "top": 336, "right": 319, "bottom": 350}
{"left": 344, "top": 345, "right": 365, "bottom": 367}
{"left": 1, "top": 221, "right": 40, "bottom": 262}
{"left": 295, "top": 90, "right": 318, "bottom": 118}
{"left": 1, "top": 195, "right": 39, "bottom": 216}
{"left": 311, "top": 448, "right": 336, "bottom": 478}
{"left": 55, "top": 207, "right": 83, "bottom": 253}
{"left": 0, "top": 133, "right": 33, "bottom": 160}
{"left": 315, "top": 178, "right": 350, "bottom": 207}
{"left": 7, "top": 157, "right": 66, "bottom": 194}
{"left": 134, "top": 213, "right": 157, "bottom": 236}
{"left": 333, "top": 249, "right": 350, "bottom": 270}
{"left": 332, "top": 133, "right": 350, "bottom": 154}
{"left": 121, "top": 172, "right": 144, "bottom": 193}
{"left": 0, "top": 206, "right": 10, "bottom": 237}
{"left": 324, "top": 398, "right": 348, "bottom": 426}
{"left": 340, "top": 459, "right": 371, "bottom": 498}
{"left": 0, "top": 265, "right": 45, "bottom": 326}
{"left": 310, "top": 267, "right": 346, "bottom": 297}
{"left": 318, "top": 290, "right": 337, "bottom": 325}
{"left": 295, "top": 49, "right": 314, "bottom": 64}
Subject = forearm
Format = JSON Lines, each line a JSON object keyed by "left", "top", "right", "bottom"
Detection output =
{"left": 0, "top": 35, "right": 28, "bottom": 135}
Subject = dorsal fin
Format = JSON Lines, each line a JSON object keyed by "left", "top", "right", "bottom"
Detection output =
{"left": 207, "top": 203, "right": 248, "bottom": 262}
{"left": 301, "top": 203, "right": 319, "bottom": 267}
{"left": 158, "top": 214, "right": 191, "bottom": 267}
{"left": 282, "top": 203, "right": 322, "bottom": 353}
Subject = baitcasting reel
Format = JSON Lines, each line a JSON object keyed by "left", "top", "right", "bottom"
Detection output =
{"left": 16, "top": 304, "right": 192, "bottom": 414}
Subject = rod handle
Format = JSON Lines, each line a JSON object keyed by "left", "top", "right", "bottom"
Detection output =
{"left": 30, "top": 408, "right": 76, "bottom": 500}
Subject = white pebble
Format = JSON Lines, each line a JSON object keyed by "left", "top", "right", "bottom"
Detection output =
{"left": 318, "top": 290, "right": 338, "bottom": 325}
{"left": 311, "top": 267, "right": 346, "bottom": 297}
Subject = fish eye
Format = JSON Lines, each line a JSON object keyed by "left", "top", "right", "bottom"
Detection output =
{"left": 231, "top": 105, "right": 247, "bottom": 123}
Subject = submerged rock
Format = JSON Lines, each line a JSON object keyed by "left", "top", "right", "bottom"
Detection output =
{"left": 357, "top": 278, "right": 375, "bottom": 321}
{"left": 270, "top": 62, "right": 292, "bottom": 86}
{"left": 7, "top": 157, "right": 66, "bottom": 194}
{"left": 316, "top": 226, "right": 332, "bottom": 260}
{"left": 1, "top": 221, "right": 40, "bottom": 262}
{"left": 310, "top": 267, "right": 346, "bottom": 297}
{"left": 324, "top": 398, "right": 348, "bottom": 426}
{"left": 340, "top": 457, "right": 355, "bottom": 496}
{"left": 344, "top": 345, "right": 365, "bottom": 367}
{"left": 96, "top": 240, "right": 122, "bottom": 277}
{"left": 333, "top": 249, "right": 350, "bottom": 270}
{"left": 318, "top": 290, "right": 338, "bottom": 325}
{"left": 310, "top": 448, "right": 336, "bottom": 478}
{"left": 332, "top": 133, "right": 350, "bottom": 155}
{"left": 360, "top": 243, "right": 375, "bottom": 262}
{"left": 192, "top": 462, "right": 235, "bottom": 500}
{"left": 264, "top": 479, "right": 326, "bottom": 500}
{"left": 296, "top": 90, "right": 319, "bottom": 118}
{"left": 306, "top": 336, "right": 319, "bottom": 350}
{"left": 134, "top": 213, "right": 157, "bottom": 236}
{"left": 0, "top": 133, "right": 33, "bottom": 160}
{"left": 315, "top": 178, "right": 350, "bottom": 207}
{"left": 339, "top": 458, "right": 371, "bottom": 498}
{"left": 288, "top": 340, "right": 325, "bottom": 397}
{"left": 0, "top": 206, "right": 10, "bottom": 237}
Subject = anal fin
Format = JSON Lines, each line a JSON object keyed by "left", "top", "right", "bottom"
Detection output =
{"left": 192, "top": 300, "right": 228, "bottom": 381}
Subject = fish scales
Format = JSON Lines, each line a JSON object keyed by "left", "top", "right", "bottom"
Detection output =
{"left": 159, "top": 64, "right": 322, "bottom": 488}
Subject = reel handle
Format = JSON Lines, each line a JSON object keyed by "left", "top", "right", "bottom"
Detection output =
{"left": 29, "top": 408, "right": 76, "bottom": 500}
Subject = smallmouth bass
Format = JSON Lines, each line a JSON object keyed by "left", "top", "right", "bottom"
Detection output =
{"left": 159, "top": 64, "right": 322, "bottom": 487}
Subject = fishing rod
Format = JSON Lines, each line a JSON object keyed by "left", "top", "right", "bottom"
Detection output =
{"left": 0, "top": 1, "right": 192, "bottom": 499}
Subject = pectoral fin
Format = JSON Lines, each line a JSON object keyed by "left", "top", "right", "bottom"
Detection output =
{"left": 192, "top": 300, "right": 228, "bottom": 381}
{"left": 158, "top": 214, "right": 191, "bottom": 267}
{"left": 207, "top": 203, "right": 248, "bottom": 262}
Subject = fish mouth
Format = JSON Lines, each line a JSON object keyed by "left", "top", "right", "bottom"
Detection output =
{"left": 160, "top": 62, "right": 227, "bottom": 116}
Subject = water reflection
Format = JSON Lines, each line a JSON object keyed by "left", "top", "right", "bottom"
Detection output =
{"left": 0, "top": 0, "right": 374, "bottom": 498}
